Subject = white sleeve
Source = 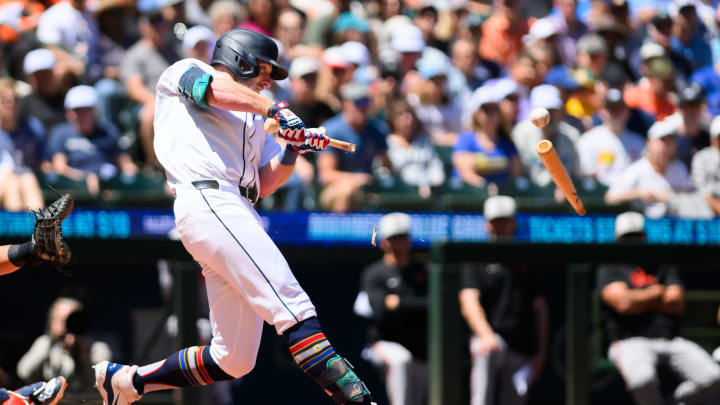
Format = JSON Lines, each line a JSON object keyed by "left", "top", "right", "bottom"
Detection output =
{"left": 36, "top": 13, "right": 62, "bottom": 46}
{"left": 608, "top": 164, "right": 638, "bottom": 195}
{"left": 155, "top": 58, "right": 215, "bottom": 97}
{"left": 576, "top": 136, "right": 596, "bottom": 176}
{"left": 0, "top": 149, "right": 15, "bottom": 174}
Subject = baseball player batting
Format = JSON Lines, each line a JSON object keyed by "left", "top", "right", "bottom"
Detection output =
{"left": 92, "top": 29, "right": 377, "bottom": 405}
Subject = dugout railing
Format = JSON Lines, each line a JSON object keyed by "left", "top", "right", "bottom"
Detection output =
{"left": 429, "top": 242, "right": 720, "bottom": 405}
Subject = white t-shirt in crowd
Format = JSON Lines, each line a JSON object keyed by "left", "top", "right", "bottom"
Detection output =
{"left": 36, "top": 2, "right": 96, "bottom": 57}
{"left": 577, "top": 125, "right": 645, "bottom": 186}
{"left": 608, "top": 157, "right": 692, "bottom": 218}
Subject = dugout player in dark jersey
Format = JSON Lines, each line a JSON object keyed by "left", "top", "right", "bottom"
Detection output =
{"left": 356, "top": 212, "right": 427, "bottom": 405}
{"left": 459, "top": 196, "right": 549, "bottom": 405}
{"left": 598, "top": 211, "right": 720, "bottom": 405}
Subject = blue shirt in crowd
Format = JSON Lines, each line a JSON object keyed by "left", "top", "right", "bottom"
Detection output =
{"left": 320, "top": 114, "right": 389, "bottom": 174}
{"left": 46, "top": 122, "right": 121, "bottom": 174}
{"left": 0, "top": 117, "right": 45, "bottom": 170}
{"left": 671, "top": 34, "right": 713, "bottom": 71}
{"left": 453, "top": 131, "right": 518, "bottom": 184}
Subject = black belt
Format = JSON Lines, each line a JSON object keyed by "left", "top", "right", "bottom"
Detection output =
{"left": 191, "top": 180, "right": 259, "bottom": 204}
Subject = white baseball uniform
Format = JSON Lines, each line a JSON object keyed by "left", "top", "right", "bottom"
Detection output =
{"left": 154, "top": 58, "right": 317, "bottom": 378}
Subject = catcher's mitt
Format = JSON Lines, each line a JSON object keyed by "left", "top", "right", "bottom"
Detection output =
{"left": 31, "top": 192, "right": 74, "bottom": 265}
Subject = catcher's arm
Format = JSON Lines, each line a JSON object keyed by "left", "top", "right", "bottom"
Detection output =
{"left": 0, "top": 245, "right": 19, "bottom": 276}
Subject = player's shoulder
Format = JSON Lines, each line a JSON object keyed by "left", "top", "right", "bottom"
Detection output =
{"left": 167, "top": 58, "right": 215, "bottom": 75}
{"left": 362, "top": 259, "right": 393, "bottom": 277}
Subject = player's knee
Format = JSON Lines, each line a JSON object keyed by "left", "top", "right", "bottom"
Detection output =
{"left": 220, "top": 354, "right": 257, "bottom": 378}
{"left": 624, "top": 366, "right": 658, "bottom": 390}
{"left": 379, "top": 343, "right": 412, "bottom": 367}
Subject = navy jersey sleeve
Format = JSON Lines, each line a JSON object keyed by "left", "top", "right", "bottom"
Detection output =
{"left": 662, "top": 266, "right": 684, "bottom": 287}
{"left": 596, "top": 264, "right": 627, "bottom": 290}
{"left": 460, "top": 263, "right": 483, "bottom": 290}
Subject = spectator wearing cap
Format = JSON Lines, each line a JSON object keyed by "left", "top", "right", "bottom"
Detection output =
{"left": 512, "top": 84, "right": 581, "bottom": 187}
{"left": 548, "top": 0, "right": 589, "bottom": 66}
{"left": 121, "top": 5, "right": 180, "bottom": 167}
{"left": 386, "top": 100, "right": 445, "bottom": 198}
{"left": 479, "top": 0, "right": 530, "bottom": 66}
{"left": 355, "top": 212, "right": 428, "bottom": 405}
{"left": 565, "top": 68, "right": 601, "bottom": 130}
{"left": 624, "top": 57, "right": 676, "bottom": 121}
{"left": 19, "top": 49, "right": 66, "bottom": 132}
{"left": 35, "top": 0, "right": 97, "bottom": 82}
{"left": 605, "top": 120, "right": 692, "bottom": 217}
{"left": 207, "top": 0, "right": 246, "bottom": 37}
{"left": 331, "top": 11, "right": 370, "bottom": 44}
{"left": 691, "top": 116, "right": 720, "bottom": 215}
{"left": 454, "top": 85, "right": 522, "bottom": 188}
{"left": 597, "top": 211, "right": 720, "bottom": 405}
{"left": 634, "top": 42, "right": 690, "bottom": 88}
{"left": 522, "top": 18, "right": 562, "bottom": 66}
{"left": 576, "top": 33, "right": 609, "bottom": 78}
{"left": 182, "top": 25, "right": 215, "bottom": 62}
{"left": 317, "top": 82, "right": 392, "bottom": 213}
{"left": 0, "top": 78, "right": 45, "bottom": 211}
{"left": 664, "top": 83, "right": 711, "bottom": 168}
{"left": 315, "top": 46, "right": 353, "bottom": 112}
{"left": 288, "top": 56, "right": 335, "bottom": 128}
{"left": 239, "top": 0, "right": 276, "bottom": 37}
{"left": 391, "top": 23, "right": 425, "bottom": 77}
{"left": 459, "top": 195, "right": 548, "bottom": 405}
{"left": 45, "top": 85, "right": 138, "bottom": 195}
{"left": 407, "top": 55, "right": 463, "bottom": 146}
{"left": 671, "top": 0, "right": 713, "bottom": 71}
{"left": 577, "top": 88, "right": 645, "bottom": 186}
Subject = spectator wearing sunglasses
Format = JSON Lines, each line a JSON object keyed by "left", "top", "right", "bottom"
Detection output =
{"left": 317, "top": 82, "right": 392, "bottom": 213}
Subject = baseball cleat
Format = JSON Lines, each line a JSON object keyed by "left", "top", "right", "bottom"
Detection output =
{"left": 94, "top": 361, "right": 142, "bottom": 405}
{"left": 27, "top": 376, "right": 67, "bottom": 405}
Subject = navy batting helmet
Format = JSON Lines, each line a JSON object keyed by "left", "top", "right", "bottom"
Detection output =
{"left": 211, "top": 29, "right": 288, "bottom": 81}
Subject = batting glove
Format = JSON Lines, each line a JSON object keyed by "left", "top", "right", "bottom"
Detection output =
{"left": 268, "top": 100, "right": 306, "bottom": 145}
{"left": 296, "top": 128, "right": 330, "bottom": 153}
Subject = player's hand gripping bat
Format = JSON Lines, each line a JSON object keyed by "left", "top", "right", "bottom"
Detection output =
{"left": 264, "top": 119, "right": 356, "bottom": 153}
{"left": 536, "top": 139, "right": 586, "bottom": 216}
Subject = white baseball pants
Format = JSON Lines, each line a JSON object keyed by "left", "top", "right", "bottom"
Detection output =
{"left": 365, "top": 340, "right": 427, "bottom": 405}
{"left": 609, "top": 336, "right": 720, "bottom": 405}
{"left": 469, "top": 334, "right": 531, "bottom": 405}
{"left": 173, "top": 181, "right": 317, "bottom": 378}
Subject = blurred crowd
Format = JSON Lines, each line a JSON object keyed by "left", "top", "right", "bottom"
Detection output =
{"left": 3, "top": 0, "right": 720, "bottom": 214}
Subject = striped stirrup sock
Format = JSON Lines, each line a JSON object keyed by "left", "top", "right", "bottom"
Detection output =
{"left": 132, "top": 345, "right": 233, "bottom": 394}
